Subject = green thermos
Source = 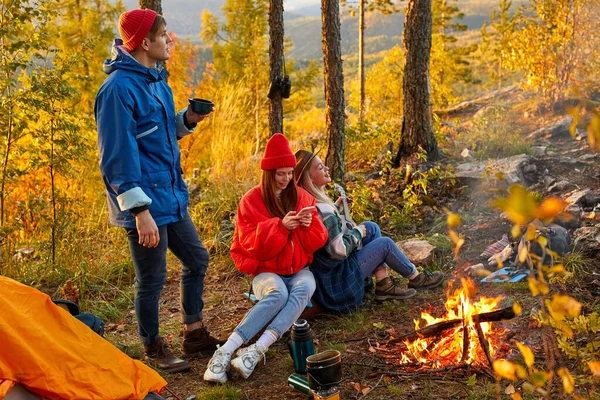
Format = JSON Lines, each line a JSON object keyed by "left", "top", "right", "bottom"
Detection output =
{"left": 290, "top": 319, "right": 316, "bottom": 374}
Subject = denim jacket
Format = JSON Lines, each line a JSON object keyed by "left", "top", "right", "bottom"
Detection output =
{"left": 94, "top": 41, "right": 194, "bottom": 228}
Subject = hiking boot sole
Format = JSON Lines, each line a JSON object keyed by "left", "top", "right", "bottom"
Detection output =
{"left": 374, "top": 290, "right": 417, "bottom": 301}
{"left": 145, "top": 359, "right": 191, "bottom": 374}
{"left": 408, "top": 279, "right": 445, "bottom": 290}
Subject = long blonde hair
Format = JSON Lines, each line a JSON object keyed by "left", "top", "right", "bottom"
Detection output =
{"left": 296, "top": 158, "right": 336, "bottom": 209}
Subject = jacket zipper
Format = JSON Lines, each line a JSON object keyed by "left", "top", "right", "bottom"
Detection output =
{"left": 290, "top": 237, "right": 295, "bottom": 275}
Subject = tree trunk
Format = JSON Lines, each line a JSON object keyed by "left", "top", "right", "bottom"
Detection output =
{"left": 268, "top": 0, "right": 284, "bottom": 135}
{"left": 358, "top": 0, "right": 365, "bottom": 123}
{"left": 139, "top": 0, "right": 162, "bottom": 14}
{"left": 321, "top": 0, "right": 346, "bottom": 184}
{"left": 395, "top": 0, "right": 439, "bottom": 165}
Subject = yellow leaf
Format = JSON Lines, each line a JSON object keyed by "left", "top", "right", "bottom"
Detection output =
{"left": 537, "top": 235, "right": 547, "bottom": 249}
{"left": 447, "top": 212, "right": 461, "bottom": 228}
{"left": 519, "top": 246, "right": 529, "bottom": 263}
{"left": 448, "top": 229, "right": 459, "bottom": 244}
{"left": 493, "top": 359, "right": 517, "bottom": 380}
{"left": 588, "top": 361, "right": 600, "bottom": 376}
{"left": 513, "top": 303, "right": 522, "bottom": 316}
{"left": 515, "top": 364, "right": 528, "bottom": 379}
{"left": 511, "top": 393, "right": 523, "bottom": 400}
{"left": 528, "top": 277, "right": 549, "bottom": 296}
{"left": 528, "top": 277, "right": 539, "bottom": 296}
{"left": 526, "top": 225, "right": 537, "bottom": 241}
{"left": 547, "top": 264, "right": 565, "bottom": 274}
{"left": 516, "top": 341, "right": 535, "bottom": 368}
{"left": 550, "top": 294, "right": 582, "bottom": 318}
{"left": 536, "top": 197, "right": 567, "bottom": 221}
{"left": 558, "top": 368, "right": 574, "bottom": 394}
{"left": 530, "top": 369, "right": 552, "bottom": 387}
{"left": 495, "top": 171, "right": 505, "bottom": 180}
{"left": 511, "top": 224, "right": 522, "bottom": 239}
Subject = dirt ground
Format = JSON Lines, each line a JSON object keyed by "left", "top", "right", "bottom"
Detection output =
{"left": 104, "top": 107, "right": 600, "bottom": 400}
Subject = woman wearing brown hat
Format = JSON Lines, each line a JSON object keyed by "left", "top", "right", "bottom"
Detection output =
{"left": 294, "top": 150, "right": 444, "bottom": 314}
{"left": 203, "top": 134, "right": 327, "bottom": 383}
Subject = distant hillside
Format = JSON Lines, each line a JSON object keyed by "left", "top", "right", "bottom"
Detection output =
{"left": 116, "top": 0, "right": 525, "bottom": 60}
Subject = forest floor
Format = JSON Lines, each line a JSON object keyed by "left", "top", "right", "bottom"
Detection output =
{"left": 104, "top": 94, "right": 600, "bottom": 400}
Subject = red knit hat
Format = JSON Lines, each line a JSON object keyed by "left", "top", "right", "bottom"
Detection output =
{"left": 119, "top": 9, "right": 157, "bottom": 52}
{"left": 261, "top": 133, "right": 297, "bottom": 171}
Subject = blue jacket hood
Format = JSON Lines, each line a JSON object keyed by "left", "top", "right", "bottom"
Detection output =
{"left": 102, "top": 39, "right": 167, "bottom": 82}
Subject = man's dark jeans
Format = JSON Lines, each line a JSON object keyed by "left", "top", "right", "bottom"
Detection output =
{"left": 126, "top": 215, "right": 208, "bottom": 346}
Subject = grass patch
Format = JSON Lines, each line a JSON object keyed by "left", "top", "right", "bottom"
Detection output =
{"left": 561, "top": 251, "right": 591, "bottom": 275}
{"left": 321, "top": 341, "right": 347, "bottom": 353}
{"left": 453, "top": 105, "right": 532, "bottom": 159}
{"left": 196, "top": 384, "right": 244, "bottom": 400}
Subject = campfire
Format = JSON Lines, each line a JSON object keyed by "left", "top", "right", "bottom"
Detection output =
{"left": 388, "top": 278, "right": 516, "bottom": 371}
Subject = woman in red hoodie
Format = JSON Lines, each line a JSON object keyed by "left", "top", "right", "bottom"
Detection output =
{"left": 204, "top": 134, "right": 327, "bottom": 383}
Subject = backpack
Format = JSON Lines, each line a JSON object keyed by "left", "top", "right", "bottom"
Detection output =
{"left": 53, "top": 299, "right": 105, "bottom": 336}
{"left": 517, "top": 221, "right": 570, "bottom": 266}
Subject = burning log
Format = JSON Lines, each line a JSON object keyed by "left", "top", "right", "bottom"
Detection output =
{"left": 387, "top": 306, "right": 516, "bottom": 346}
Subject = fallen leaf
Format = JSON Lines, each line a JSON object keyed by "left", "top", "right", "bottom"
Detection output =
{"left": 493, "top": 359, "right": 517, "bottom": 380}
{"left": 557, "top": 368, "right": 574, "bottom": 394}
{"left": 516, "top": 341, "right": 534, "bottom": 368}
{"left": 361, "top": 386, "right": 371, "bottom": 395}
{"left": 368, "top": 346, "right": 376, "bottom": 353}
{"left": 505, "top": 383, "right": 515, "bottom": 394}
{"left": 588, "top": 361, "right": 600, "bottom": 376}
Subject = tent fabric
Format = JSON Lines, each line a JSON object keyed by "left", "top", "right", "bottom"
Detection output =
{"left": 0, "top": 276, "right": 167, "bottom": 400}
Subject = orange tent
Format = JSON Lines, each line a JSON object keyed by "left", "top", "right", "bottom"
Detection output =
{"left": 0, "top": 276, "right": 166, "bottom": 399}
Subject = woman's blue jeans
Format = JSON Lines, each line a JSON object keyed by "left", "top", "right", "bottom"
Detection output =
{"left": 356, "top": 221, "right": 419, "bottom": 280}
{"left": 126, "top": 215, "right": 208, "bottom": 346}
{"left": 234, "top": 267, "right": 316, "bottom": 343}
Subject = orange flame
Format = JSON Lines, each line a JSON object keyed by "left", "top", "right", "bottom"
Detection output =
{"left": 402, "top": 278, "right": 504, "bottom": 366}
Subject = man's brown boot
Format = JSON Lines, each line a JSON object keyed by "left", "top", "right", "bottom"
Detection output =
{"left": 183, "top": 326, "right": 225, "bottom": 356}
{"left": 144, "top": 336, "right": 190, "bottom": 373}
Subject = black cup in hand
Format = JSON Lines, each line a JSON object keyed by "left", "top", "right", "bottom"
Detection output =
{"left": 188, "top": 98, "right": 214, "bottom": 115}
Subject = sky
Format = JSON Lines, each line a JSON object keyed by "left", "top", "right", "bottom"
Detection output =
{"left": 284, "top": 0, "right": 320, "bottom": 12}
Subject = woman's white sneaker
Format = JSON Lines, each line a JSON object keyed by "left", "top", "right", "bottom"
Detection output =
{"left": 230, "top": 343, "right": 267, "bottom": 379}
{"left": 203, "top": 346, "right": 232, "bottom": 383}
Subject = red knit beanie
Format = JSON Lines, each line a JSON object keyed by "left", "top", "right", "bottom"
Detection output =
{"left": 261, "top": 133, "right": 297, "bottom": 171}
{"left": 119, "top": 9, "right": 157, "bottom": 53}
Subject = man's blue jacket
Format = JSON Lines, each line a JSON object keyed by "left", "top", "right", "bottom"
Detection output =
{"left": 94, "top": 41, "right": 194, "bottom": 229}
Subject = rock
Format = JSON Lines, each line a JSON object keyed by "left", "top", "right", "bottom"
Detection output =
{"left": 572, "top": 226, "right": 600, "bottom": 257}
{"left": 548, "top": 180, "right": 574, "bottom": 193}
{"left": 396, "top": 238, "right": 436, "bottom": 266}
{"left": 523, "top": 164, "right": 537, "bottom": 173}
{"left": 461, "top": 148, "right": 473, "bottom": 158}
{"left": 564, "top": 189, "right": 591, "bottom": 205}
{"left": 527, "top": 116, "right": 573, "bottom": 139}
{"left": 13, "top": 247, "right": 34, "bottom": 262}
{"left": 575, "top": 129, "right": 587, "bottom": 141}
{"left": 579, "top": 153, "right": 599, "bottom": 161}
{"left": 345, "top": 172, "right": 359, "bottom": 182}
{"left": 455, "top": 154, "right": 532, "bottom": 185}
{"left": 533, "top": 146, "right": 547, "bottom": 157}
{"left": 585, "top": 190, "right": 600, "bottom": 207}
{"left": 543, "top": 176, "right": 556, "bottom": 187}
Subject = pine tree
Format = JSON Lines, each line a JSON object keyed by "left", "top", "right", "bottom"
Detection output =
{"left": 480, "top": 0, "right": 518, "bottom": 89}
{"left": 396, "top": 0, "right": 440, "bottom": 163}
{"left": 430, "top": 0, "right": 474, "bottom": 107}
{"left": 202, "top": 0, "right": 270, "bottom": 154}
{"left": 322, "top": 0, "right": 346, "bottom": 183}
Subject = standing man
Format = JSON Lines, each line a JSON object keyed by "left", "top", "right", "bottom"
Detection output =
{"left": 94, "top": 9, "right": 223, "bottom": 373}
